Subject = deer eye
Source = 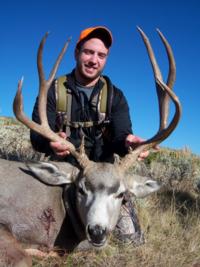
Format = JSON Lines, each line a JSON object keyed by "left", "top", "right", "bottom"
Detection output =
{"left": 116, "top": 192, "right": 125, "bottom": 199}
{"left": 78, "top": 186, "right": 86, "bottom": 196}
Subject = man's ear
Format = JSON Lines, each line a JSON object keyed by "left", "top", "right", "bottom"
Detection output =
{"left": 26, "top": 162, "right": 78, "bottom": 185}
{"left": 125, "top": 174, "right": 161, "bottom": 198}
{"left": 74, "top": 48, "right": 80, "bottom": 61}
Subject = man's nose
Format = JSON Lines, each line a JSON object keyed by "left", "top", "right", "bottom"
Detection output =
{"left": 89, "top": 53, "right": 98, "bottom": 63}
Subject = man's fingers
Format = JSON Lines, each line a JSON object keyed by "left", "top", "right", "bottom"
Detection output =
{"left": 58, "top": 132, "right": 67, "bottom": 139}
{"left": 56, "top": 150, "right": 70, "bottom": 157}
{"left": 50, "top": 141, "right": 70, "bottom": 156}
{"left": 138, "top": 150, "right": 149, "bottom": 161}
{"left": 50, "top": 141, "right": 68, "bottom": 150}
{"left": 153, "top": 145, "right": 160, "bottom": 150}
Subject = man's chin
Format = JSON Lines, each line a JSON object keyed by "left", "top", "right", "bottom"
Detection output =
{"left": 83, "top": 69, "right": 101, "bottom": 80}
{"left": 84, "top": 73, "right": 98, "bottom": 80}
{"left": 76, "top": 69, "right": 101, "bottom": 86}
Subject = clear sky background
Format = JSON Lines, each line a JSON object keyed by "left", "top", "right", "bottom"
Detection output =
{"left": 0, "top": 0, "right": 199, "bottom": 155}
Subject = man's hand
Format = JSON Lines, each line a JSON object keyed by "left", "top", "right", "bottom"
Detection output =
{"left": 50, "top": 132, "right": 71, "bottom": 158}
{"left": 125, "top": 134, "right": 150, "bottom": 161}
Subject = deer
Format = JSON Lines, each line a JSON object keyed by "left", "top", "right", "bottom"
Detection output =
{"left": 0, "top": 27, "right": 181, "bottom": 267}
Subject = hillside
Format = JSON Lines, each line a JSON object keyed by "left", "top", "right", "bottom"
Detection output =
{"left": 0, "top": 116, "right": 21, "bottom": 125}
{"left": 0, "top": 116, "right": 43, "bottom": 161}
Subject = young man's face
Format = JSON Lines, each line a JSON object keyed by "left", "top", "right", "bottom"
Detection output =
{"left": 75, "top": 38, "right": 109, "bottom": 85}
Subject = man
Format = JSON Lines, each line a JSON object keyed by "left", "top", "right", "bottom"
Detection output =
{"left": 31, "top": 26, "right": 148, "bottom": 244}
{"left": 31, "top": 26, "right": 148, "bottom": 161}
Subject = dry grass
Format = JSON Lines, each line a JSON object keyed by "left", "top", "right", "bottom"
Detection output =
{"left": 31, "top": 197, "right": 200, "bottom": 267}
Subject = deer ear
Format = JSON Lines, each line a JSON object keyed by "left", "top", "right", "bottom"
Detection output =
{"left": 26, "top": 162, "right": 78, "bottom": 185}
{"left": 126, "top": 174, "right": 161, "bottom": 198}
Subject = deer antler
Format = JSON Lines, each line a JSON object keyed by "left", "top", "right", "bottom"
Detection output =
{"left": 120, "top": 27, "right": 182, "bottom": 171}
{"left": 13, "top": 33, "right": 89, "bottom": 168}
{"left": 137, "top": 27, "right": 177, "bottom": 131}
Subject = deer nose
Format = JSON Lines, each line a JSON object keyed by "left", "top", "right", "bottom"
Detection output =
{"left": 87, "top": 224, "right": 107, "bottom": 245}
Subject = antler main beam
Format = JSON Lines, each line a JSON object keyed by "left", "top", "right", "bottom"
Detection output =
{"left": 120, "top": 28, "right": 182, "bottom": 171}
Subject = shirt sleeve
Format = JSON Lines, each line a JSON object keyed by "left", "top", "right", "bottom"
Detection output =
{"left": 30, "top": 82, "right": 56, "bottom": 154}
{"left": 110, "top": 86, "right": 133, "bottom": 155}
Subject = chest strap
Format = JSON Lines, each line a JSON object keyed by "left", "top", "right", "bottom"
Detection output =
{"left": 55, "top": 75, "right": 110, "bottom": 136}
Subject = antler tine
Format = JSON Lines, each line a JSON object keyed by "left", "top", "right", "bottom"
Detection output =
{"left": 37, "top": 32, "right": 70, "bottom": 127}
{"left": 156, "top": 29, "right": 176, "bottom": 89}
{"left": 13, "top": 33, "right": 80, "bottom": 159}
{"left": 120, "top": 28, "right": 182, "bottom": 171}
{"left": 156, "top": 29, "right": 176, "bottom": 130}
{"left": 137, "top": 27, "right": 175, "bottom": 131}
{"left": 137, "top": 26, "right": 163, "bottom": 81}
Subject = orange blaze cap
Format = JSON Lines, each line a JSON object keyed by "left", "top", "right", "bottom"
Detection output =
{"left": 76, "top": 26, "right": 113, "bottom": 48}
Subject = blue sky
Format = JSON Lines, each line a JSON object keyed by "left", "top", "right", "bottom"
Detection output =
{"left": 0, "top": 0, "right": 200, "bottom": 155}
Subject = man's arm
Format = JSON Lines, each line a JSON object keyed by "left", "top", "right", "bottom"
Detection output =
{"left": 110, "top": 87, "right": 132, "bottom": 155}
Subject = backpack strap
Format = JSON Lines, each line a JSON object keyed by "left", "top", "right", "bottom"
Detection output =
{"left": 56, "top": 75, "right": 68, "bottom": 112}
{"left": 55, "top": 75, "right": 113, "bottom": 132}
{"left": 99, "top": 76, "right": 108, "bottom": 114}
{"left": 56, "top": 75, "right": 72, "bottom": 136}
{"left": 99, "top": 76, "right": 113, "bottom": 124}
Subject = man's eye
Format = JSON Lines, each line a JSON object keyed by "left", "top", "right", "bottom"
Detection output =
{"left": 82, "top": 49, "right": 92, "bottom": 55}
{"left": 98, "top": 53, "right": 107, "bottom": 59}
